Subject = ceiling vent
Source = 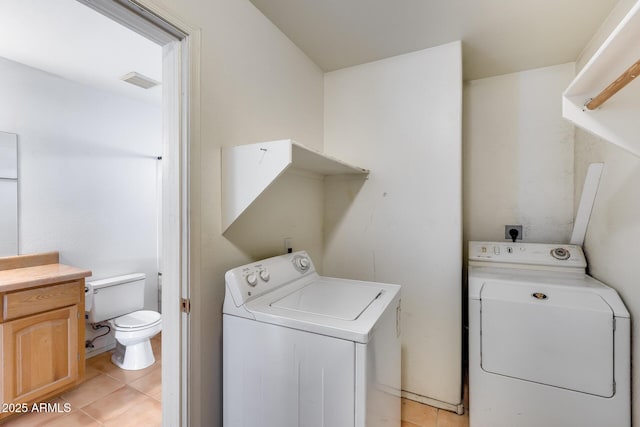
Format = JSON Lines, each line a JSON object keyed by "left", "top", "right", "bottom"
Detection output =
{"left": 120, "top": 72, "right": 160, "bottom": 89}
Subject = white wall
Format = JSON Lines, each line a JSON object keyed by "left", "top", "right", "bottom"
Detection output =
{"left": 0, "top": 56, "right": 161, "bottom": 308}
{"left": 151, "top": 0, "right": 325, "bottom": 424}
{"left": 463, "top": 63, "right": 575, "bottom": 244}
{"left": 574, "top": 128, "right": 640, "bottom": 420}
{"left": 323, "top": 43, "right": 463, "bottom": 408}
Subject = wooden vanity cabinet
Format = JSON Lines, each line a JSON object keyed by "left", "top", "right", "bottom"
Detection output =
{"left": 1, "top": 281, "right": 85, "bottom": 407}
{"left": 0, "top": 252, "right": 90, "bottom": 420}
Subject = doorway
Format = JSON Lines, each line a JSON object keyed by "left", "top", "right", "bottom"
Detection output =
{"left": 77, "top": 2, "right": 194, "bottom": 425}
{"left": 0, "top": 0, "right": 193, "bottom": 425}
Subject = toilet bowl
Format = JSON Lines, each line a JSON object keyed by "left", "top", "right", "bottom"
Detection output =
{"left": 86, "top": 274, "right": 162, "bottom": 371}
{"left": 111, "top": 310, "right": 162, "bottom": 370}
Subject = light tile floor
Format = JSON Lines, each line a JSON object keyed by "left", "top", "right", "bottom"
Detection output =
{"left": 2, "top": 334, "right": 162, "bottom": 426}
{"left": 401, "top": 398, "right": 469, "bottom": 427}
{"left": 2, "top": 333, "right": 465, "bottom": 427}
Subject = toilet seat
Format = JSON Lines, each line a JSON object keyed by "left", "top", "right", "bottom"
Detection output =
{"left": 113, "top": 310, "right": 161, "bottom": 331}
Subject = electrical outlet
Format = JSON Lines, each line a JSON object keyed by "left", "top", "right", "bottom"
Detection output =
{"left": 504, "top": 225, "right": 523, "bottom": 241}
{"left": 284, "top": 238, "right": 292, "bottom": 253}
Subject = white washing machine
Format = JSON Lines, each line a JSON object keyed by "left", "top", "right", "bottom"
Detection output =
{"left": 223, "top": 251, "right": 402, "bottom": 427}
{"left": 468, "top": 241, "right": 630, "bottom": 427}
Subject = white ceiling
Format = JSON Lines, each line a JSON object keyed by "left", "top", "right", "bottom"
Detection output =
{"left": 0, "top": 0, "right": 619, "bottom": 100}
{"left": 0, "top": 0, "right": 162, "bottom": 105}
{"left": 248, "top": 0, "right": 619, "bottom": 80}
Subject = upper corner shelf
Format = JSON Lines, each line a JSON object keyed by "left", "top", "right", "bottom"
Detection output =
{"left": 564, "top": 1, "right": 640, "bottom": 100}
{"left": 221, "top": 139, "right": 369, "bottom": 232}
{"left": 562, "top": 0, "right": 640, "bottom": 156}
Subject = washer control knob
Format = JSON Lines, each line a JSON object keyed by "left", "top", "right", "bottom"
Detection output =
{"left": 259, "top": 269, "right": 270, "bottom": 282}
{"left": 246, "top": 273, "right": 258, "bottom": 287}
{"left": 293, "top": 256, "right": 311, "bottom": 272}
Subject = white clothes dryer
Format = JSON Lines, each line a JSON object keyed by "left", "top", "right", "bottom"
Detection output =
{"left": 223, "top": 251, "right": 402, "bottom": 427}
{"left": 468, "top": 241, "right": 630, "bottom": 427}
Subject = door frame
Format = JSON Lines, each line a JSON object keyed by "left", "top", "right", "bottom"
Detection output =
{"left": 75, "top": 1, "right": 199, "bottom": 425}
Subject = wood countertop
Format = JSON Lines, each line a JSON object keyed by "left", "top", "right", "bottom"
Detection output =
{"left": 0, "top": 252, "right": 92, "bottom": 293}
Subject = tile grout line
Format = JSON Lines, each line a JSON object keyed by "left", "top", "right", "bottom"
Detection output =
{"left": 78, "top": 407, "right": 105, "bottom": 426}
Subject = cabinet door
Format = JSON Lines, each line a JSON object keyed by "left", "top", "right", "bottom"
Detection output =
{"left": 3, "top": 305, "right": 79, "bottom": 403}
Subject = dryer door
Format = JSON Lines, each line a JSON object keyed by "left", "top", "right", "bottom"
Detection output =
{"left": 480, "top": 281, "right": 615, "bottom": 397}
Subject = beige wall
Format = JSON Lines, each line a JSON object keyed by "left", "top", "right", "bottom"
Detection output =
{"left": 574, "top": 128, "right": 640, "bottom": 419}
{"left": 150, "top": 0, "right": 325, "bottom": 424}
{"left": 463, "top": 63, "right": 575, "bottom": 245}
{"left": 323, "top": 43, "right": 463, "bottom": 408}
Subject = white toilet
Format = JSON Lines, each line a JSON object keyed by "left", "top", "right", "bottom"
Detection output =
{"left": 85, "top": 273, "right": 162, "bottom": 370}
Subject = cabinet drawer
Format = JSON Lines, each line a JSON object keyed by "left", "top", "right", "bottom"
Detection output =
{"left": 4, "top": 282, "right": 80, "bottom": 321}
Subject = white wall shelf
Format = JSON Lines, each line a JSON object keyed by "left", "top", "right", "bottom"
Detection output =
{"left": 221, "top": 139, "right": 368, "bottom": 232}
{"left": 563, "top": 0, "right": 640, "bottom": 157}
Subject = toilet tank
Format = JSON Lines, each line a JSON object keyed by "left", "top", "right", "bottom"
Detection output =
{"left": 86, "top": 273, "right": 145, "bottom": 323}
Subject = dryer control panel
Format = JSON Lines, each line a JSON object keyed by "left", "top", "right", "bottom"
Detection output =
{"left": 469, "top": 241, "right": 586, "bottom": 270}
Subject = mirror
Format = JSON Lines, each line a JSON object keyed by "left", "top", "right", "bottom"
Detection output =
{"left": 0, "top": 131, "right": 18, "bottom": 256}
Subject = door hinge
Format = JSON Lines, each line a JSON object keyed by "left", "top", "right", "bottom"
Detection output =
{"left": 181, "top": 298, "right": 191, "bottom": 314}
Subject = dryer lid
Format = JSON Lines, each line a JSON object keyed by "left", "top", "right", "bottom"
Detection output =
{"left": 480, "top": 281, "right": 614, "bottom": 397}
{"left": 270, "top": 279, "right": 383, "bottom": 320}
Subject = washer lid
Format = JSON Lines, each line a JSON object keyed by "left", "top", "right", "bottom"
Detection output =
{"left": 270, "top": 279, "right": 383, "bottom": 320}
{"left": 114, "top": 310, "right": 161, "bottom": 328}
